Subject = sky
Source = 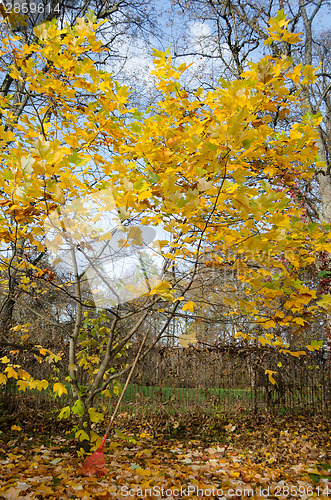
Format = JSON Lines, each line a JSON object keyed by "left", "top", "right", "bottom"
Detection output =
{"left": 105, "top": 0, "right": 331, "bottom": 106}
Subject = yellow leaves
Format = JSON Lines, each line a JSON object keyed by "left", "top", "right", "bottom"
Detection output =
{"left": 113, "top": 383, "right": 121, "bottom": 396}
{"left": 257, "top": 61, "right": 274, "bottom": 85}
{"left": 258, "top": 336, "right": 272, "bottom": 346}
{"left": 298, "top": 287, "right": 317, "bottom": 299}
{"left": 293, "top": 317, "right": 305, "bottom": 326}
{"left": 78, "top": 357, "right": 89, "bottom": 369}
{"left": 17, "top": 380, "right": 28, "bottom": 392}
{"left": 135, "top": 467, "right": 151, "bottom": 476}
{"left": 213, "top": 255, "right": 224, "bottom": 265}
{"left": 11, "top": 425, "right": 22, "bottom": 431}
{"left": 149, "top": 280, "right": 173, "bottom": 300}
{"left": 88, "top": 407, "right": 104, "bottom": 423}
{"left": 34, "top": 23, "right": 50, "bottom": 40}
{"left": 75, "top": 430, "right": 90, "bottom": 442}
{"left": 5, "top": 366, "right": 18, "bottom": 379}
{"left": 0, "top": 356, "right": 10, "bottom": 363}
{"left": 265, "top": 10, "right": 302, "bottom": 46}
{"left": 137, "top": 190, "right": 152, "bottom": 202}
{"left": 223, "top": 296, "right": 236, "bottom": 307}
{"left": 284, "top": 290, "right": 316, "bottom": 312}
{"left": 273, "top": 336, "right": 286, "bottom": 348}
{"left": 234, "top": 331, "right": 247, "bottom": 340}
{"left": 31, "top": 135, "right": 51, "bottom": 161}
{"left": 8, "top": 66, "right": 23, "bottom": 82}
{"left": 233, "top": 192, "right": 250, "bottom": 212}
{"left": 306, "top": 341, "right": 323, "bottom": 352}
{"left": 11, "top": 324, "right": 27, "bottom": 332}
{"left": 317, "top": 294, "right": 331, "bottom": 310}
{"left": 265, "top": 370, "right": 278, "bottom": 386}
{"left": 302, "top": 65, "right": 318, "bottom": 85}
{"left": 197, "top": 178, "right": 213, "bottom": 192}
{"left": 90, "top": 431, "right": 102, "bottom": 451}
{"left": 157, "top": 148, "right": 173, "bottom": 164}
{"left": 0, "top": 373, "right": 7, "bottom": 385}
{"left": 282, "top": 32, "right": 302, "bottom": 45}
{"left": 262, "top": 320, "right": 276, "bottom": 329}
{"left": 273, "top": 311, "right": 284, "bottom": 319}
{"left": 53, "top": 382, "right": 68, "bottom": 397}
{"left": 45, "top": 351, "right": 61, "bottom": 363}
{"left": 288, "top": 350, "right": 306, "bottom": 358}
{"left": 225, "top": 182, "right": 238, "bottom": 195}
{"left": 58, "top": 406, "right": 71, "bottom": 419}
{"left": 167, "top": 135, "right": 181, "bottom": 148}
{"left": 0, "top": 11, "right": 325, "bottom": 382}
{"left": 30, "top": 379, "right": 48, "bottom": 391}
{"left": 182, "top": 301, "right": 196, "bottom": 313}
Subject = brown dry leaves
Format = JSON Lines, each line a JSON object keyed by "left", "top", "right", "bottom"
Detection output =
{"left": 0, "top": 415, "right": 330, "bottom": 499}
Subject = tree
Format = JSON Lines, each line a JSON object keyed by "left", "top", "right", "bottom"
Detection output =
{"left": 0, "top": 0, "right": 160, "bottom": 121}
{"left": 166, "top": 1, "right": 331, "bottom": 367}
{"left": 175, "top": 0, "right": 331, "bottom": 215}
{"left": 0, "top": 12, "right": 328, "bottom": 452}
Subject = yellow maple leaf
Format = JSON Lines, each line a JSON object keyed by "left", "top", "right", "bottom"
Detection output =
{"left": 182, "top": 301, "right": 196, "bottom": 313}
{"left": 53, "top": 382, "right": 68, "bottom": 397}
{"left": 263, "top": 320, "right": 276, "bottom": 329}
{"left": 235, "top": 331, "right": 247, "bottom": 339}
{"left": 17, "top": 380, "right": 28, "bottom": 392}
{"left": 293, "top": 317, "right": 305, "bottom": 326}
{"left": 5, "top": 366, "right": 18, "bottom": 379}
{"left": 75, "top": 429, "right": 90, "bottom": 442}
{"left": 35, "top": 379, "right": 49, "bottom": 391}
{"left": 259, "top": 336, "right": 271, "bottom": 346}
{"left": 88, "top": 407, "right": 104, "bottom": 423}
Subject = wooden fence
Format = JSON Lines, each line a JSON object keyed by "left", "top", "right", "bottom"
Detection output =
{"left": 1, "top": 344, "right": 330, "bottom": 416}
{"left": 117, "top": 345, "right": 331, "bottom": 414}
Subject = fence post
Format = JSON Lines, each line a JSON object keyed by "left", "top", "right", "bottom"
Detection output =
{"left": 186, "top": 350, "right": 189, "bottom": 410}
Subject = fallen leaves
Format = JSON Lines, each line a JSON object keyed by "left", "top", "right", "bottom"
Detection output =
{"left": 0, "top": 414, "right": 330, "bottom": 499}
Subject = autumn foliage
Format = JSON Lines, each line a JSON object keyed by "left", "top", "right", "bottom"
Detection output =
{"left": 0, "top": 10, "right": 329, "bottom": 450}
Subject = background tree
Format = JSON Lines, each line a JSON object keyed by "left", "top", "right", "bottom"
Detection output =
{"left": 168, "top": 0, "right": 331, "bottom": 348}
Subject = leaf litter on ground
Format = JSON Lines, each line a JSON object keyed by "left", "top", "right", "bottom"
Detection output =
{"left": 0, "top": 414, "right": 330, "bottom": 499}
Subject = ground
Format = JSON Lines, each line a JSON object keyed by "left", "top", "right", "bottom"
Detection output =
{"left": 0, "top": 413, "right": 330, "bottom": 499}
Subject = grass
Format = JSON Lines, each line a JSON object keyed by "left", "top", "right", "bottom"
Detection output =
{"left": 1, "top": 381, "right": 327, "bottom": 419}
{"left": 123, "top": 384, "right": 261, "bottom": 403}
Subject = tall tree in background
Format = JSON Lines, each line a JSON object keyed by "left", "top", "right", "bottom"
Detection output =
{"left": 172, "top": 0, "right": 330, "bottom": 222}
{"left": 170, "top": 0, "right": 331, "bottom": 344}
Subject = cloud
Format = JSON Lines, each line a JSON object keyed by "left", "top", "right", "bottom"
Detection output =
{"left": 107, "top": 34, "right": 158, "bottom": 107}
